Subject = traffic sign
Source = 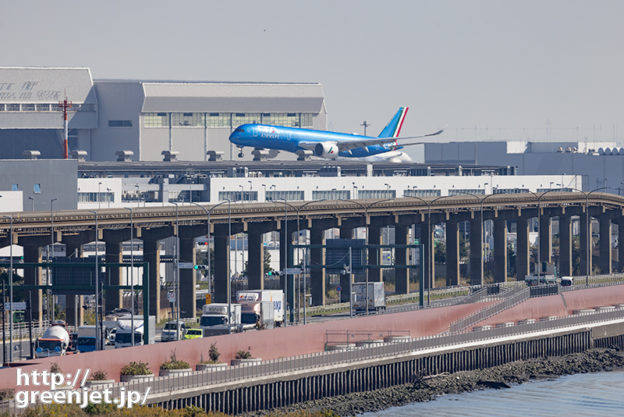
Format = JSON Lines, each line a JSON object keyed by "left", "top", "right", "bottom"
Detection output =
{"left": 336, "top": 286, "right": 342, "bottom": 292}
{"left": 282, "top": 268, "right": 302, "bottom": 275}
{"left": 178, "top": 262, "right": 194, "bottom": 269}
{"left": 4, "top": 302, "right": 26, "bottom": 311}
{"left": 167, "top": 291, "right": 176, "bottom": 303}
{"left": 414, "top": 239, "right": 420, "bottom": 245}
{"left": 205, "top": 294, "right": 211, "bottom": 304}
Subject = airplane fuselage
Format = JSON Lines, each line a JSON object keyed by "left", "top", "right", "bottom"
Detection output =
{"left": 229, "top": 124, "right": 400, "bottom": 158}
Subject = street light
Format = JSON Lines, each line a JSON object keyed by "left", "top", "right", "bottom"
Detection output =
{"left": 124, "top": 207, "right": 135, "bottom": 346}
{"left": 527, "top": 188, "right": 562, "bottom": 279}
{"left": 2, "top": 214, "right": 14, "bottom": 362}
{"left": 98, "top": 182, "right": 102, "bottom": 210}
{"left": 171, "top": 202, "right": 180, "bottom": 340}
{"left": 48, "top": 198, "right": 57, "bottom": 323}
{"left": 28, "top": 196, "right": 35, "bottom": 211}
{"left": 87, "top": 210, "right": 101, "bottom": 350}
{"left": 480, "top": 193, "right": 499, "bottom": 284}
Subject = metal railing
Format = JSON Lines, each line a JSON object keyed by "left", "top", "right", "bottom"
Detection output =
{"left": 107, "top": 307, "right": 624, "bottom": 402}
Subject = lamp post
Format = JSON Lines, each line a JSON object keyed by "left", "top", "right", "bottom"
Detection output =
{"left": 28, "top": 196, "right": 35, "bottom": 211}
{"left": 98, "top": 182, "right": 102, "bottom": 210}
{"left": 479, "top": 193, "right": 498, "bottom": 284}
{"left": 527, "top": 188, "right": 562, "bottom": 279}
{"left": 88, "top": 210, "right": 100, "bottom": 350}
{"left": 124, "top": 207, "right": 135, "bottom": 346}
{"left": 48, "top": 198, "right": 57, "bottom": 323}
{"left": 274, "top": 198, "right": 293, "bottom": 326}
{"left": 2, "top": 215, "right": 14, "bottom": 362}
{"left": 171, "top": 202, "right": 180, "bottom": 340}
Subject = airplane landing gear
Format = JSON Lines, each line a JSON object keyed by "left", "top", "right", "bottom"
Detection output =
{"left": 237, "top": 148, "right": 244, "bottom": 158}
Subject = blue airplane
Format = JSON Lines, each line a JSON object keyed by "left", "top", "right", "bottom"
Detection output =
{"left": 228, "top": 107, "right": 443, "bottom": 163}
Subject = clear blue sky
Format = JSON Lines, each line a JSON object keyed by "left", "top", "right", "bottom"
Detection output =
{"left": 3, "top": 0, "right": 623, "bottom": 144}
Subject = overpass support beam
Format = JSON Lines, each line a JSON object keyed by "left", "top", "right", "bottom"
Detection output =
{"left": 213, "top": 225, "right": 231, "bottom": 304}
{"left": 64, "top": 240, "right": 85, "bottom": 327}
{"left": 580, "top": 212, "right": 593, "bottom": 276}
{"left": 395, "top": 224, "right": 409, "bottom": 294}
{"left": 20, "top": 239, "right": 44, "bottom": 323}
{"left": 618, "top": 220, "right": 624, "bottom": 272}
{"left": 493, "top": 217, "right": 507, "bottom": 283}
{"left": 422, "top": 221, "right": 436, "bottom": 289}
{"left": 516, "top": 217, "right": 530, "bottom": 281}
{"left": 179, "top": 236, "right": 197, "bottom": 319}
{"left": 367, "top": 225, "right": 382, "bottom": 282}
{"left": 279, "top": 224, "right": 295, "bottom": 308}
{"left": 559, "top": 214, "right": 572, "bottom": 277}
{"left": 104, "top": 238, "right": 124, "bottom": 313}
{"left": 143, "top": 229, "right": 170, "bottom": 319}
{"left": 469, "top": 217, "right": 483, "bottom": 286}
{"left": 247, "top": 228, "right": 265, "bottom": 291}
{"left": 310, "top": 220, "right": 335, "bottom": 306}
{"left": 599, "top": 214, "right": 612, "bottom": 275}
{"left": 339, "top": 227, "right": 353, "bottom": 302}
{"left": 445, "top": 220, "right": 460, "bottom": 287}
{"left": 539, "top": 215, "right": 552, "bottom": 267}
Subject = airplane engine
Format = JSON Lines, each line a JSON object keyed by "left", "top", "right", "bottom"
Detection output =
{"left": 314, "top": 142, "right": 339, "bottom": 159}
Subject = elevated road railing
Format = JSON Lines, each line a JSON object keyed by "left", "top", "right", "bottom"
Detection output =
{"left": 98, "top": 307, "right": 624, "bottom": 403}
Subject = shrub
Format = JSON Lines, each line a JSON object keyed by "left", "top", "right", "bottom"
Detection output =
{"left": 50, "top": 362, "right": 61, "bottom": 374}
{"left": 160, "top": 351, "right": 190, "bottom": 370}
{"left": 235, "top": 349, "right": 252, "bottom": 360}
{"left": 120, "top": 361, "right": 151, "bottom": 376}
{"left": 89, "top": 370, "right": 108, "bottom": 381}
{"left": 208, "top": 343, "right": 220, "bottom": 363}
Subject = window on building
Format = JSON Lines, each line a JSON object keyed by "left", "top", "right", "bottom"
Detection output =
{"left": 266, "top": 190, "right": 304, "bottom": 201}
{"left": 0, "top": 104, "right": 4, "bottom": 111}
{"left": 448, "top": 189, "right": 485, "bottom": 196}
{"left": 33, "top": 184, "right": 41, "bottom": 194}
{"left": 493, "top": 188, "right": 529, "bottom": 194}
{"left": 11, "top": 184, "right": 18, "bottom": 191}
{"left": 358, "top": 190, "right": 396, "bottom": 199}
{"left": 404, "top": 189, "right": 441, "bottom": 197}
{"left": 312, "top": 190, "right": 350, "bottom": 200}
{"left": 35, "top": 104, "right": 50, "bottom": 111}
{"left": 218, "top": 191, "right": 258, "bottom": 202}
{"left": 6, "top": 104, "right": 20, "bottom": 111}
{"left": 77, "top": 192, "right": 114, "bottom": 203}
{"left": 171, "top": 112, "right": 203, "bottom": 127}
{"left": 108, "top": 120, "right": 133, "bottom": 127}
{"left": 21, "top": 104, "right": 35, "bottom": 111}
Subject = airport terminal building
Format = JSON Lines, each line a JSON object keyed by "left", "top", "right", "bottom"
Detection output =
{"left": 0, "top": 67, "right": 327, "bottom": 161}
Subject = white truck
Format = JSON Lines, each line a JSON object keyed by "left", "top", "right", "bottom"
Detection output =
{"left": 240, "top": 300, "right": 275, "bottom": 330}
{"left": 352, "top": 282, "right": 386, "bottom": 312}
{"left": 115, "top": 316, "right": 156, "bottom": 348}
{"left": 200, "top": 303, "right": 242, "bottom": 336}
{"left": 236, "top": 290, "right": 284, "bottom": 326}
{"left": 35, "top": 324, "right": 70, "bottom": 358}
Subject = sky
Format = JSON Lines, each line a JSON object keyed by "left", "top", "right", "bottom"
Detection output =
{"left": 3, "top": 0, "right": 624, "bottom": 148}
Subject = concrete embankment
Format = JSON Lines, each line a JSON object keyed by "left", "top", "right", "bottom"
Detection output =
{"left": 254, "top": 348, "right": 624, "bottom": 417}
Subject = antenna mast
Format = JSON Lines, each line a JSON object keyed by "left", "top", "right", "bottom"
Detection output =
{"left": 58, "top": 94, "right": 72, "bottom": 159}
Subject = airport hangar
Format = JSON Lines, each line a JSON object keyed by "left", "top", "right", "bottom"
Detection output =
{"left": 0, "top": 66, "right": 327, "bottom": 162}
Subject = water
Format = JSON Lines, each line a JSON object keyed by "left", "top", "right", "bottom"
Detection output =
{"left": 359, "top": 369, "right": 624, "bottom": 417}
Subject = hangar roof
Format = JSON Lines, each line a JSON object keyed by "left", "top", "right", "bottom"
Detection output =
{"left": 0, "top": 67, "right": 94, "bottom": 103}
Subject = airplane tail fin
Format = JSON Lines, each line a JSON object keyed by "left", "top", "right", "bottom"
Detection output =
{"left": 377, "top": 107, "right": 409, "bottom": 138}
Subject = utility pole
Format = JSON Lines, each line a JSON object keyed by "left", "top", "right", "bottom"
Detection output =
{"left": 360, "top": 120, "right": 371, "bottom": 136}
{"left": 58, "top": 95, "right": 72, "bottom": 159}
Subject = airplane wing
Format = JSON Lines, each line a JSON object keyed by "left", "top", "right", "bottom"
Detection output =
{"left": 333, "top": 128, "right": 444, "bottom": 151}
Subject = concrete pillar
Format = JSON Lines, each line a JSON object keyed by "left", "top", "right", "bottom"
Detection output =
{"left": 445, "top": 220, "right": 460, "bottom": 287}
{"left": 619, "top": 220, "right": 624, "bottom": 272}
{"left": 539, "top": 215, "right": 552, "bottom": 267}
{"left": 367, "top": 225, "right": 381, "bottom": 282}
{"left": 23, "top": 243, "right": 43, "bottom": 322}
{"left": 104, "top": 239, "right": 123, "bottom": 313}
{"left": 559, "top": 214, "right": 572, "bottom": 276}
{"left": 64, "top": 241, "right": 84, "bottom": 327}
{"left": 516, "top": 217, "right": 530, "bottom": 281}
{"left": 422, "top": 220, "right": 435, "bottom": 289}
{"left": 247, "top": 228, "right": 265, "bottom": 290}
{"left": 279, "top": 224, "right": 295, "bottom": 307}
{"left": 179, "top": 236, "right": 197, "bottom": 318}
{"left": 493, "top": 217, "right": 507, "bottom": 283}
{"left": 599, "top": 214, "right": 612, "bottom": 275}
{"left": 469, "top": 216, "right": 483, "bottom": 286}
{"left": 395, "top": 224, "right": 409, "bottom": 294}
{"left": 310, "top": 224, "right": 326, "bottom": 306}
{"left": 580, "top": 212, "right": 592, "bottom": 276}
{"left": 339, "top": 227, "right": 353, "bottom": 302}
{"left": 142, "top": 232, "right": 162, "bottom": 318}
{"left": 213, "top": 225, "right": 231, "bottom": 304}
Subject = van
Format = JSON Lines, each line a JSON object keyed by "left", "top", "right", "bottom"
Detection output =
{"left": 184, "top": 328, "right": 203, "bottom": 340}
{"left": 560, "top": 276, "right": 573, "bottom": 287}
